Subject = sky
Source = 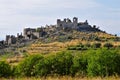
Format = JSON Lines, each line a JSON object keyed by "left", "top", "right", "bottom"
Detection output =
{"left": 0, "top": 0, "right": 120, "bottom": 40}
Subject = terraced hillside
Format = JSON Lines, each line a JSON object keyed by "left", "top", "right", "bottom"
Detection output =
{"left": 23, "top": 32, "right": 120, "bottom": 54}
{"left": 0, "top": 30, "right": 119, "bottom": 65}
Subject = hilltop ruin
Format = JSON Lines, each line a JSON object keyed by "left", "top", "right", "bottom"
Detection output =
{"left": 0, "top": 17, "right": 101, "bottom": 49}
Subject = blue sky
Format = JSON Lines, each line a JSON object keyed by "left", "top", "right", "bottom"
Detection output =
{"left": 0, "top": 0, "right": 120, "bottom": 40}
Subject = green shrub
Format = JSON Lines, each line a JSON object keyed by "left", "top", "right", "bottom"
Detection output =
{"left": 85, "top": 43, "right": 91, "bottom": 48}
{"left": 35, "top": 51, "right": 73, "bottom": 76}
{"left": 76, "top": 43, "right": 84, "bottom": 48}
{"left": 11, "top": 66, "right": 19, "bottom": 77}
{"left": 17, "top": 55, "right": 43, "bottom": 76}
{"left": 67, "top": 47, "right": 76, "bottom": 50}
{"left": 93, "top": 43, "right": 101, "bottom": 48}
{"left": 76, "top": 47, "right": 82, "bottom": 50}
{"left": 87, "top": 49, "right": 120, "bottom": 77}
{"left": 70, "top": 53, "right": 87, "bottom": 76}
{"left": 82, "top": 47, "right": 88, "bottom": 50}
{"left": 68, "top": 45, "right": 87, "bottom": 51}
{"left": 104, "top": 43, "right": 113, "bottom": 49}
{"left": 53, "top": 51, "right": 73, "bottom": 75}
{"left": 0, "top": 61, "right": 11, "bottom": 77}
{"left": 14, "top": 49, "right": 120, "bottom": 77}
{"left": 34, "top": 56, "right": 53, "bottom": 76}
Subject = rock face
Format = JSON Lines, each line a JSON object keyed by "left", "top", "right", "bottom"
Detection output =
{"left": 0, "top": 17, "right": 102, "bottom": 49}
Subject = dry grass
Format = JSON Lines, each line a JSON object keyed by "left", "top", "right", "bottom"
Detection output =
{"left": 26, "top": 38, "right": 120, "bottom": 55}
{"left": 6, "top": 55, "right": 25, "bottom": 65}
{"left": 25, "top": 32, "right": 117, "bottom": 54}
{"left": 1, "top": 76, "right": 120, "bottom": 80}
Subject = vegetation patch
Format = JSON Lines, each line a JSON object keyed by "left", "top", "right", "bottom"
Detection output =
{"left": 0, "top": 48, "right": 120, "bottom": 78}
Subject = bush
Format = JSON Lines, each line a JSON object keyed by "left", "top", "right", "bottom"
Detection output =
{"left": 70, "top": 53, "right": 87, "bottom": 76}
{"left": 68, "top": 45, "right": 87, "bottom": 51}
{"left": 35, "top": 51, "right": 73, "bottom": 76}
{"left": 67, "top": 47, "right": 76, "bottom": 50}
{"left": 104, "top": 43, "right": 113, "bottom": 49}
{"left": 87, "top": 49, "right": 120, "bottom": 77}
{"left": 76, "top": 43, "right": 84, "bottom": 48}
{"left": 76, "top": 47, "right": 82, "bottom": 50}
{"left": 17, "top": 55, "right": 43, "bottom": 76}
{"left": 13, "top": 49, "right": 120, "bottom": 77}
{"left": 34, "top": 56, "right": 53, "bottom": 76}
{"left": 11, "top": 65, "right": 19, "bottom": 77}
{"left": 53, "top": 51, "right": 73, "bottom": 75}
{"left": 92, "top": 43, "right": 101, "bottom": 48}
{"left": 85, "top": 43, "right": 91, "bottom": 48}
{"left": 0, "top": 61, "right": 11, "bottom": 77}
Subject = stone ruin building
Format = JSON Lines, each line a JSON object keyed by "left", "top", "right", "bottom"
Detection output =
{"left": 57, "top": 17, "right": 78, "bottom": 28}
{"left": 6, "top": 35, "right": 16, "bottom": 45}
{"left": 0, "top": 17, "right": 101, "bottom": 48}
{"left": 57, "top": 17, "right": 95, "bottom": 31}
{"left": 23, "top": 28, "right": 47, "bottom": 40}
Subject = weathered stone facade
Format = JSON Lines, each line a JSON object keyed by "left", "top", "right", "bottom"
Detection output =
{"left": 56, "top": 17, "right": 91, "bottom": 30}
{"left": 6, "top": 35, "right": 16, "bottom": 45}
{"left": 23, "top": 28, "right": 47, "bottom": 40}
{"left": 57, "top": 17, "right": 78, "bottom": 29}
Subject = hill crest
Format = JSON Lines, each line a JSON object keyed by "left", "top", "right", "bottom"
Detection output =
{"left": 0, "top": 17, "right": 118, "bottom": 53}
